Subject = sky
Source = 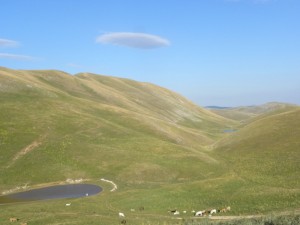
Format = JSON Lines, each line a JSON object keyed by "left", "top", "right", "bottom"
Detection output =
{"left": 0, "top": 0, "right": 299, "bottom": 107}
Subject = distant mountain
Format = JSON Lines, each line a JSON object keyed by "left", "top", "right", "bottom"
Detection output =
{"left": 207, "top": 102, "right": 298, "bottom": 122}
{"left": 231, "top": 102, "right": 297, "bottom": 114}
{"left": 205, "top": 106, "right": 232, "bottom": 110}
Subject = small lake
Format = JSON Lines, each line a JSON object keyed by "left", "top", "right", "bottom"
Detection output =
{"left": 0, "top": 184, "right": 102, "bottom": 204}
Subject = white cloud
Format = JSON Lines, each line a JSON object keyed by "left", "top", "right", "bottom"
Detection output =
{"left": 0, "top": 38, "right": 38, "bottom": 61}
{"left": 0, "top": 38, "right": 19, "bottom": 48}
{"left": 0, "top": 53, "right": 36, "bottom": 61}
{"left": 96, "top": 32, "right": 170, "bottom": 49}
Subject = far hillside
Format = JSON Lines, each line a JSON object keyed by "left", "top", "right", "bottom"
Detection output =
{"left": 214, "top": 108, "right": 300, "bottom": 188}
{"left": 207, "top": 102, "right": 298, "bottom": 122}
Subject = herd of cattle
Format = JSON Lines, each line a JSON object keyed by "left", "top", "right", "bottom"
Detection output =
{"left": 117, "top": 206, "right": 231, "bottom": 224}
{"left": 117, "top": 206, "right": 230, "bottom": 224}
{"left": 9, "top": 206, "right": 230, "bottom": 224}
{"left": 169, "top": 206, "right": 231, "bottom": 217}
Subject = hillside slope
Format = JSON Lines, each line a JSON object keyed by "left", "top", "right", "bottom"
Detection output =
{"left": 208, "top": 102, "right": 298, "bottom": 122}
{"left": 0, "top": 67, "right": 233, "bottom": 189}
{"left": 215, "top": 108, "right": 300, "bottom": 188}
{"left": 1, "top": 67, "right": 300, "bottom": 222}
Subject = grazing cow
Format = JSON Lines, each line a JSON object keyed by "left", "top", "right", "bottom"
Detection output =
{"left": 194, "top": 210, "right": 204, "bottom": 217}
{"left": 220, "top": 206, "right": 231, "bottom": 213}
{"left": 9, "top": 218, "right": 19, "bottom": 222}
{"left": 169, "top": 209, "right": 179, "bottom": 215}
{"left": 210, "top": 209, "right": 217, "bottom": 215}
{"left": 118, "top": 212, "right": 125, "bottom": 218}
{"left": 120, "top": 219, "right": 126, "bottom": 224}
{"left": 65, "top": 203, "right": 71, "bottom": 206}
{"left": 220, "top": 208, "right": 226, "bottom": 213}
{"left": 173, "top": 210, "right": 180, "bottom": 215}
{"left": 139, "top": 206, "right": 144, "bottom": 211}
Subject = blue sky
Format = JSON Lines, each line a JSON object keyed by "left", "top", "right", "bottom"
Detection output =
{"left": 0, "top": 0, "right": 299, "bottom": 106}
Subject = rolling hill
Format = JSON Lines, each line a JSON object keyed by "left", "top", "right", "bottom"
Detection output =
{"left": 207, "top": 102, "right": 298, "bottom": 122}
{"left": 215, "top": 108, "right": 300, "bottom": 188}
{"left": 0, "top": 67, "right": 299, "bottom": 224}
{"left": 0, "top": 67, "right": 233, "bottom": 188}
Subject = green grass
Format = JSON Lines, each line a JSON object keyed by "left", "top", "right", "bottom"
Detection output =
{"left": 215, "top": 109, "right": 300, "bottom": 188}
{"left": 0, "top": 179, "right": 299, "bottom": 224}
{"left": 0, "top": 67, "right": 299, "bottom": 224}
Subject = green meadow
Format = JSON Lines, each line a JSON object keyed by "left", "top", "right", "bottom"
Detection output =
{"left": 0, "top": 67, "right": 299, "bottom": 224}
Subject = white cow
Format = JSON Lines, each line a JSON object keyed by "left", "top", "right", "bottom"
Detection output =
{"left": 119, "top": 212, "right": 125, "bottom": 218}
{"left": 173, "top": 210, "right": 180, "bottom": 215}
{"left": 195, "top": 210, "right": 204, "bottom": 217}
{"left": 210, "top": 209, "right": 217, "bottom": 214}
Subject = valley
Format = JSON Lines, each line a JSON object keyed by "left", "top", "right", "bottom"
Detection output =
{"left": 0, "top": 67, "right": 299, "bottom": 224}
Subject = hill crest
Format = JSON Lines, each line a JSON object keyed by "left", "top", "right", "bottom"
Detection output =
{"left": 0, "top": 67, "right": 234, "bottom": 187}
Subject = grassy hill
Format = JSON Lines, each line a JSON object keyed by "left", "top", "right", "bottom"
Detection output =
{"left": 215, "top": 108, "right": 300, "bottom": 188}
{"left": 211, "top": 108, "right": 300, "bottom": 217}
{"left": 208, "top": 102, "right": 298, "bottom": 122}
{"left": 0, "top": 67, "right": 233, "bottom": 188}
{"left": 0, "top": 67, "right": 299, "bottom": 224}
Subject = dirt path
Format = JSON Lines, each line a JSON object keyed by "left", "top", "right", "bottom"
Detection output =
{"left": 198, "top": 208, "right": 300, "bottom": 221}
{"left": 7, "top": 134, "right": 47, "bottom": 168}
{"left": 100, "top": 178, "right": 117, "bottom": 192}
{"left": 209, "top": 215, "right": 263, "bottom": 220}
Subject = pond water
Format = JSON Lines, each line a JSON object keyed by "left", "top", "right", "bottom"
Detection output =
{"left": 0, "top": 184, "right": 102, "bottom": 204}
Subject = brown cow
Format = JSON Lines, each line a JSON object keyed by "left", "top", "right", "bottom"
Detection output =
{"left": 9, "top": 218, "right": 19, "bottom": 222}
{"left": 219, "top": 208, "right": 227, "bottom": 213}
{"left": 219, "top": 206, "right": 231, "bottom": 213}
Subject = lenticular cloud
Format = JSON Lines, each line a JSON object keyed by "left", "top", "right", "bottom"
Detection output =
{"left": 96, "top": 32, "right": 170, "bottom": 49}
